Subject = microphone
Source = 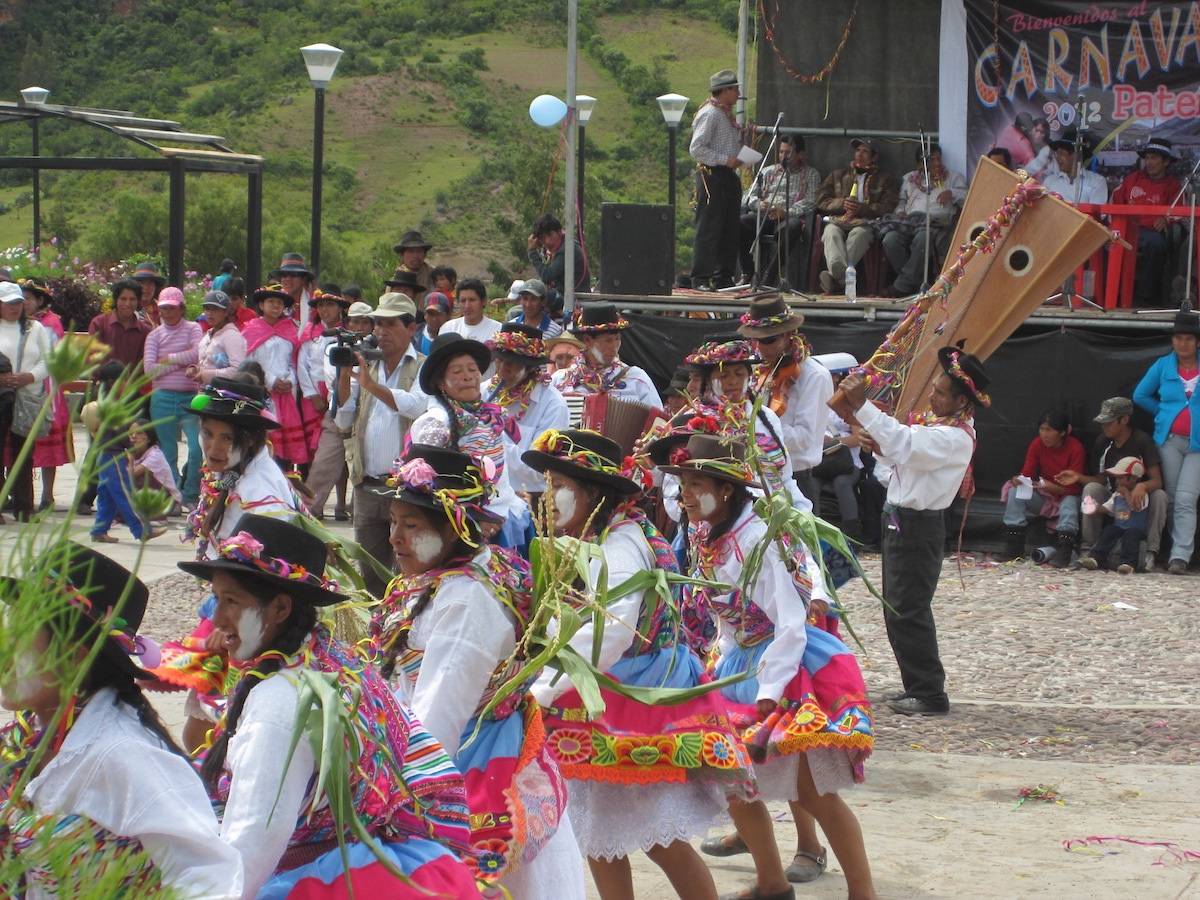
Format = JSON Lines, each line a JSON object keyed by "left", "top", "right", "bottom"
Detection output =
{"left": 1076, "top": 94, "right": 1089, "bottom": 132}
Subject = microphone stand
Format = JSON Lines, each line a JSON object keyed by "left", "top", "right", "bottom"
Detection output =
{"left": 919, "top": 129, "right": 933, "bottom": 292}
{"left": 750, "top": 112, "right": 784, "bottom": 290}
{"left": 1164, "top": 155, "right": 1200, "bottom": 309}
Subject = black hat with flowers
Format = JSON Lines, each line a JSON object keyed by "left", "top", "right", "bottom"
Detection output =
{"left": 568, "top": 302, "right": 630, "bottom": 335}
{"left": 658, "top": 433, "right": 760, "bottom": 488}
{"left": 522, "top": 428, "right": 641, "bottom": 495}
{"left": 251, "top": 283, "right": 295, "bottom": 310}
{"left": 489, "top": 322, "right": 548, "bottom": 365}
{"left": 936, "top": 345, "right": 992, "bottom": 408}
{"left": 385, "top": 443, "right": 497, "bottom": 547}
{"left": 19, "top": 277, "right": 52, "bottom": 306}
{"left": 186, "top": 377, "right": 280, "bottom": 430}
{"left": 178, "top": 513, "right": 345, "bottom": 607}
{"left": 3, "top": 543, "right": 161, "bottom": 682}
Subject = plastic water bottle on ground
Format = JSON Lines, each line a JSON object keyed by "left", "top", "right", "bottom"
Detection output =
{"left": 845, "top": 264, "right": 857, "bottom": 302}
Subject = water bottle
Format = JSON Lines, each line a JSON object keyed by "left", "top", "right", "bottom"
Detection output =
{"left": 844, "top": 264, "right": 857, "bottom": 301}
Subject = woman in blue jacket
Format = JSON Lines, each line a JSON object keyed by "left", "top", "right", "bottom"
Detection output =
{"left": 1133, "top": 309, "right": 1200, "bottom": 575}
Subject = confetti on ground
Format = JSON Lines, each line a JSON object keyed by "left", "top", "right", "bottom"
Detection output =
{"left": 1061, "top": 836, "right": 1200, "bottom": 866}
{"left": 1015, "top": 784, "right": 1065, "bottom": 809}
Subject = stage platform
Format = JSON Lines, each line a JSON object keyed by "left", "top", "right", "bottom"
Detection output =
{"left": 589, "top": 290, "right": 1178, "bottom": 332}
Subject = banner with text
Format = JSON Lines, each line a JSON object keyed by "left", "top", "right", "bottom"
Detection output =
{"left": 966, "top": 0, "right": 1200, "bottom": 177}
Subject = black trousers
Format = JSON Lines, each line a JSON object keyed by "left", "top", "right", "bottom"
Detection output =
{"left": 880, "top": 505, "right": 948, "bottom": 705}
{"left": 692, "top": 166, "right": 741, "bottom": 283}
{"left": 1090, "top": 522, "right": 1146, "bottom": 568}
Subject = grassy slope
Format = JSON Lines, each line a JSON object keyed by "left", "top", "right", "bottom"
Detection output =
{"left": 0, "top": 11, "right": 738, "bottom": 285}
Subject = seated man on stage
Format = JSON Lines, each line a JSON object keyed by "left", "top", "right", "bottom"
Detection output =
{"left": 881, "top": 143, "right": 966, "bottom": 296}
{"left": 550, "top": 302, "right": 660, "bottom": 407}
{"left": 816, "top": 138, "right": 899, "bottom": 294}
{"left": 1042, "top": 130, "right": 1108, "bottom": 206}
{"left": 739, "top": 132, "right": 820, "bottom": 288}
{"left": 1111, "top": 137, "right": 1185, "bottom": 307}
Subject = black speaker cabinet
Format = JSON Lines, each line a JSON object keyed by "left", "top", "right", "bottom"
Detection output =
{"left": 600, "top": 203, "right": 674, "bottom": 295}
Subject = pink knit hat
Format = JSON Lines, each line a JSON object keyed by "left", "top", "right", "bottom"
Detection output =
{"left": 156, "top": 286, "right": 184, "bottom": 307}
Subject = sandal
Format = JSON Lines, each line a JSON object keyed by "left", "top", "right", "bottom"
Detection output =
{"left": 785, "top": 848, "right": 827, "bottom": 883}
{"left": 718, "top": 886, "right": 795, "bottom": 900}
{"left": 700, "top": 832, "right": 749, "bottom": 857}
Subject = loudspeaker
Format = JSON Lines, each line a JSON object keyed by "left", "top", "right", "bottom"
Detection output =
{"left": 600, "top": 203, "right": 674, "bottom": 295}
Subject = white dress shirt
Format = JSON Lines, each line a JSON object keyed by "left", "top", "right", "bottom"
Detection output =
{"left": 532, "top": 518, "right": 653, "bottom": 706}
{"left": 25, "top": 688, "right": 243, "bottom": 899}
{"left": 245, "top": 334, "right": 295, "bottom": 393}
{"left": 1042, "top": 167, "right": 1109, "bottom": 206}
{"left": 297, "top": 333, "right": 335, "bottom": 401}
{"left": 708, "top": 505, "right": 810, "bottom": 704}
{"left": 855, "top": 400, "right": 973, "bottom": 511}
{"left": 392, "top": 547, "right": 517, "bottom": 757}
{"left": 485, "top": 380, "right": 571, "bottom": 494}
{"left": 207, "top": 447, "right": 302, "bottom": 559}
{"left": 334, "top": 346, "right": 428, "bottom": 479}
{"left": 772, "top": 356, "right": 834, "bottom": 471}
{"left": 220, "top": 673, "right": 315, "bottom": 899}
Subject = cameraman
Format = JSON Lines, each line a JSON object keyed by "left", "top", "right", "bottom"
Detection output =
{"left": 334, "top": 293, "right": 428, "bottom": 596}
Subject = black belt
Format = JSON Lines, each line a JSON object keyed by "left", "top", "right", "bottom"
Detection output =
{"left": 883, "top": 503, "right": 944, "bottom": 519}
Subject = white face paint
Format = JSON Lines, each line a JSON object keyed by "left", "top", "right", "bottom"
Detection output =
{"left": 231, "top": 607, "right": 265, "bottom": 661}
{"left": 587, "top": 345, "right": 606, "bottom": 364}
{"left": 2, "top": 650, "right": 44, "bottom": 707}
{"left": 553, "top": 486, "right": 578, "bottom": 528}
{"left": 411, "top": 529, "right": 445, "bottom": 566}
{"left": 697, "top": 491, "right": 719, "bottom": 519}
{"left": 226, "top": 446, "right": 243, "bottom": 469}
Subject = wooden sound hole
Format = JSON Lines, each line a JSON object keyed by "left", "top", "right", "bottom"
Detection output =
{"left": 1005, "top": 245, "right": 1033, "bottom": 276}
{"left": 968, "top": 223, "right": 986, "bottom": 243}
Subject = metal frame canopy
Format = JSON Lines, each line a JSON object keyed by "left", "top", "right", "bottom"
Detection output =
{"left": 0, "top": 97, "right": 264, "bottom": 288}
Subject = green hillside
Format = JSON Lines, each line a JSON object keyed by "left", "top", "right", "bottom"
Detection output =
{"left": 0, "top": 0, "right": 745, "bottom": 291}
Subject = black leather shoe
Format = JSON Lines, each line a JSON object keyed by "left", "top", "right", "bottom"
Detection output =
{"left": 883, "top": 690, "right": 909, "bottom": 702}
{"left": 888, "top": 696, "right": 950, "bottom": 716}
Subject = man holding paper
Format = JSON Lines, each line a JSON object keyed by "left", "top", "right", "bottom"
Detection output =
{"left": 816, "top": 138, "right": 899, "bottom": 295}
{"left": 688, "top": 68, "right": 758, "bottom": 291}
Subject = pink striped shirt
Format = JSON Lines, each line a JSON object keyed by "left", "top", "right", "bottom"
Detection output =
{"left": 144, "top": 320, "right": 202, "bottom": 393}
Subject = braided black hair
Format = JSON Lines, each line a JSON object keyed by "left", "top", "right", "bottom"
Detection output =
{"left": 199, "top": 573, "right": 317, "bottom": 791}
{"left": 432, "top": 389, "right": 463, "bottom": 449}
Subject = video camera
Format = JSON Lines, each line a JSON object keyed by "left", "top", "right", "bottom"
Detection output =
{"left": 325, "top": 328, "right": 384, "bottom": 368}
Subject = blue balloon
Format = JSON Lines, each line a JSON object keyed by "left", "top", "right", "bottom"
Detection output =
{"left": 529, "top": 94, "right": 568, "bottom": 128}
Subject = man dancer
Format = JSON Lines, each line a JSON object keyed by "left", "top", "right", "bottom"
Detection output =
{"left": 551, "top": 303, "right": 659, "bottom": 406}
{"left": 836, "top": 347, "right": 991, "bottom": 716}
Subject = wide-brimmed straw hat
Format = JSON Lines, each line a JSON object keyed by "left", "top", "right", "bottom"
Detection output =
{"left": 420, "top": 333, "right": 492, "bottom": 394}
{"left": 186, "top": 377, "right": 280, "bottom": 430}
{"left": 658, "top": 432, "right": 760, "bottom": 487}
{"left": 178, "top": 513, "right": 345, "bottom": 607}
{"left": 488, "top": 322, "right": 548, "bottom": 365}
{"left": 737, "top": 294, "right": 804, "bottom": 339}
{"left": 521, "top": 428, "right": 641, "bottom": 495}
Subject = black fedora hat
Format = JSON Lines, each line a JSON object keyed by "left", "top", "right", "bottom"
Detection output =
{"left": 658, "top": 432, "right": 760, "bottom": 487}
{"left": 186, "top": 377, "right": 280, "bottom": 430}
{"left": 251, "top": 282, "right": 295, "bottom": 310}
{"left": 489, "top": 322, "right": 548, "bottom": 365}
{"left": 178, "top": 513, "right": 345, "bottom": 607}
{"left": 936, "top": 345, "right": 992, "bottom": 407}
{"left": 385, "top": 444, "right": 495, "bottom": 544}
{"left": 131, "top": 261, "right": 167, "bottom": 287}
{"left": 3, "top": 543, "right": 160, "bottom": 683}
{"left": 737, "top": 294, "right": 803, "bottom": 339}
{"left": 521, "top": 428, "right": 641, "bottom": 495}
{"left": 1173, "top": 309, "right": 1200, "bottom": 336}
{"left": 393, "top": 230, "right": 433, "bottom": 253}
{"left": 270, "top": 252, "right": 314, "bottom": 280}
{"left": 568, "top": 302, "right": 630, "bottom": 335}
{"left": 420, "top": 332, "right": 492, "bottom": 394}
{"left": 384, "top": 269, "right": 427, "bottom": 297}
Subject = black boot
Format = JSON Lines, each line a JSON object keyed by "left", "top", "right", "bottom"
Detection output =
{"left": 1053, "top": 532, "right": 1075, "bottom": 569}
{"left": 1001, "top": 526, "right": 1026, "bottom": 561}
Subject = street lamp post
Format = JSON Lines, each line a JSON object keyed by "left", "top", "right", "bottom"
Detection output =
{"left": 575, "top": 95, "right": 596, "bottom": 233}
{"left": 20, "top": 86, "right": 49, "bottom": 257}
{"left": 656, "top": 93, "right": 689, "bottom": 211}
{"left": 300, "top": 43, "right": 343, "bottom": 278}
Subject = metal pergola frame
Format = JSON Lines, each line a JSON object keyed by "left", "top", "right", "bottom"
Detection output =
{"left": 0, "top": 99, "right": 264, "bottom": 288}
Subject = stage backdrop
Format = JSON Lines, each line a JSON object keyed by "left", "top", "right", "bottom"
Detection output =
{"left": 958, "top": 0, "right": 1200, "bottom": 177}
{"left": 620, "top": 313, "right": 1170, "bottom": 543}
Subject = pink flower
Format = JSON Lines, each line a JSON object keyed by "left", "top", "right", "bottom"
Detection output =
{"left": 397, "top": 458, "right": 437, "bottom": 489}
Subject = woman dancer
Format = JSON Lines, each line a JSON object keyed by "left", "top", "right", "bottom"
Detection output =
{"left": 410, "top": 332, "right": 530, "bottom": 546}
{"left": 21, "top": 278, "right": 71, "bottom": 511}
{"left": 371, "top": 443, "right": 585, "bottom": 899}
{"left": 523, "top": 428, "right": 753, "bottom": 900}
{"left": 243, "top": 284, "right": 309, "bottom": 469}
{"left": 0, "top": 544, "right": 242, "bottom": 897}
{"left": 664, "top": 434, "right": 876, "bottom": 900}
{"left": 183, "top": 513, "right": 479, "bottom": 897}
{"left": 150, "top": 375, "right": 303, "bottom": 752}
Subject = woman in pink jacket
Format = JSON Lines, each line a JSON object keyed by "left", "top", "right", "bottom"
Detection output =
{"left": 185, "top": 290, "right": 248, "bottom": 385}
